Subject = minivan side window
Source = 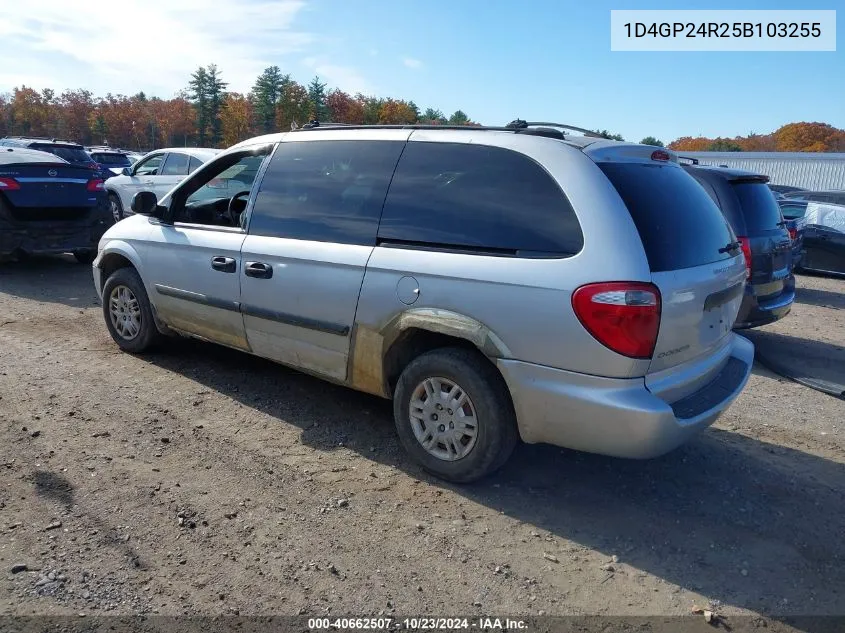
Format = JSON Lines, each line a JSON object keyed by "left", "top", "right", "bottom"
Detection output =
{"left": 378, "top": 142, "right": 584, "bottom": 256}
{"left": 248, "top": 140, "right": 405, "bottom": 245}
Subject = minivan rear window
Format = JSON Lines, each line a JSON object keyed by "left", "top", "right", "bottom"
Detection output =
{"left": 599, "top": 162, "right": 735, "bottom": 272}
{"left": 730, "top": 182, "right": 785, "bottom": 233}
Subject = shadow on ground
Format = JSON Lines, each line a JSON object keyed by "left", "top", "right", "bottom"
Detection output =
{"left": 141, "top": 338, "right": 845, "bottom": 617}
{"left": 31, "top": 470, "right": 146, "bottom": 569}
{"left": 794, "top": 284, "right": 845, "bottom": 310}
{"left": 0, "top": 255, "right": 98, "bottom": 309}
{"left": 745, "top": 329, "right": 845, "bottom": 399}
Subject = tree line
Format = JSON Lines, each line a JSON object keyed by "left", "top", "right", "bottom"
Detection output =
{"left": 1, "top": 65, "right": 842, "bottom": 153}
{"left": 0, "top": 64, "right": 481, "bottom": 151}
{"left": 668, "top": 123, "right": 845, "bottom": 153}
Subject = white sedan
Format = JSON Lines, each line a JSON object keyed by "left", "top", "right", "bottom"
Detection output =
{"left": 105, "top": 147, "right": 220, "bottom": 222}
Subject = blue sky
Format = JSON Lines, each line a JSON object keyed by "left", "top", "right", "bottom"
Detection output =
{"left": 1, "top": 0, "right": 842, "bottom": 143}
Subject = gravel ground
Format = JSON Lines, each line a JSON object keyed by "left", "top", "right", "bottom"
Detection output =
{"left": 1, "top": 257, "right": 844, "bottom": 626}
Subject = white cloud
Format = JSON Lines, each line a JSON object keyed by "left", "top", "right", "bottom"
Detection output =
{"left": 302, "top": 57, "right": 373, "bottom": 95}
{"left": 0, "top": 0, "right": 316, "bottom": 96}
{"left": 402, "top": 57, "right": 423, "bottom": 69}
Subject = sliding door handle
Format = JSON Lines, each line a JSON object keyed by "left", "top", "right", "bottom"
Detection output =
{"left": 211, "top": 256, "right": 236, "bottom": 273}
{"left": 244, "top": 261, "right": 273, "bottom": 279}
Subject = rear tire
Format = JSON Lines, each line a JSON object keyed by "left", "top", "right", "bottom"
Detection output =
{"left": 108, "top": 193, "right": 124, "bottom": 224}
{"left": 73, "top": 250, "right": 96, "bottom": 264}
{"left": 393, "top": 347, "right": 519, "bottom": 483}
{"left": 102, "top": 267, "right": 162, "bottom": 353}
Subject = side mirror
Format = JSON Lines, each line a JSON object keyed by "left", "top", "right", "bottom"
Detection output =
{"left": 131, "top": 191, "right": 159, "bottom": 216}
{"left": 121, "top": 167, "right": 132, "bottom": 176}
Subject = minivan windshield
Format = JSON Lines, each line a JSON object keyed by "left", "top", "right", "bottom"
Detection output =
{"left": 599, "top": 162, "right": 736, "bottom": 272}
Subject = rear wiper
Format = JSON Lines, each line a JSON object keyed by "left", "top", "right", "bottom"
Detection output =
{"left": 718, "top": 240, "right": 742, "bottom": 254}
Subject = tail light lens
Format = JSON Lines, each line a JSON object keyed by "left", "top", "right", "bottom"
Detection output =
{"left": 651, "top": 149, "right": 671, "bottom": 162}
{"left": 572, "top": 282, "right": 661, "bottom": 359}
{"left": 0, "top": 177, "right": 21, "bottom": 190}
{"left": 87, "top": 179, "right": 105, "bottom": 192}
{"left": 737, "top": 236, "right": 752, "bottom": 280}
{"left": 787, "top": 227, "right": 798, "bottom": 241}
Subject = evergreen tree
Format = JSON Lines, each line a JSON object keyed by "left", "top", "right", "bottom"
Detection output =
{"left": 307, "top": 76, "right": 329, "bottom": 121}
{"left": 251, "top": 66, "right": 289, "bottom": 133}
{"left": 206, "top": 64, "right": 228, "bottom": 146}
{"left": 187, "top": 66, "right": 209, "bottom": 144}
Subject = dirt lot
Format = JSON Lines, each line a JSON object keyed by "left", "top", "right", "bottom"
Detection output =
{"left": 1, "top": 257, "right": 844, "bottom": 623}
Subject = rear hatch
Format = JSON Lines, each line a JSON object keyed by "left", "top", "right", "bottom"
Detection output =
{"left": 730, "top": 178, "right": 793, "bottom": 298}
{"left": 0, "top": 162, "right": 101, "bottom": 221}
{"left": 596, "top": 154, "right": 746, "bottom": 373}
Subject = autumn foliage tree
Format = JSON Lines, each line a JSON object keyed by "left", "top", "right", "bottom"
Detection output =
{"left": 220, "top": 93, "right": 254, "bottom": 146}
{"left": 669, "top": 122, "right": 845, "bottom": 153}
{"left": 325, "top": 89, "right": 364, "bottom": 124}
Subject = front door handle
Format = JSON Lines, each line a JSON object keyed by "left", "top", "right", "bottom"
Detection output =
{"left": 244, "top": 261, "right": 273, "bottom": 279}
{"left": 211, "top": 256, "right": 236, "bottom": 273}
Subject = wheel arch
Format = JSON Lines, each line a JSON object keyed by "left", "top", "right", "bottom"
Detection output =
{"left": 349, "top": 308, "right": 512, "bottom": 399}
{"left": 96, "top": 242, "right": 143, "bottom": 294}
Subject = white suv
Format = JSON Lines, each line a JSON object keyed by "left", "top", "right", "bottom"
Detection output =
{"left": 105, "top": 148, "right": 219, "bottom": 222}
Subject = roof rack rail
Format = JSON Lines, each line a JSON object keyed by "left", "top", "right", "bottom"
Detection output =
{"left": 504, "top": 120, "right": 603, "bottom": 138}
{"left": 2, "top": 135, "right": 80, "bottom": 144}
{"left": 287, "top": 119, "right": 600, "bottom": 139}
{"left": 677, "top": 155, "right": 700, "bottom": 165}
{"left": 300, "top": 120, "right": 355, "bottom": 129}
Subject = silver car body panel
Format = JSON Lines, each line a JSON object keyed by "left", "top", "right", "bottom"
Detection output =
{"left": 94, "top": 127, "right": 754, "bottom": 459}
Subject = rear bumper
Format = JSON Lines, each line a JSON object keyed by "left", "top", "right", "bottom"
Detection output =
{"left": 497, "top": 334, "right": 754, "bottom": 459}
{"left": 734, "top": 276, "right": 795, "bottom": 329}
{"left": 0, "top": 216, "right": 108, "bottom": 257}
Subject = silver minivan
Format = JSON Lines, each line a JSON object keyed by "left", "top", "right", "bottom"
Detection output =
{"left": 93, "top": 122, "right": 754, "bottom": 482}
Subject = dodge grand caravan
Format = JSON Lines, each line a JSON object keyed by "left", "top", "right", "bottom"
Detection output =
{"left": 92, "top": 121, "right": 754, "bottom": 482}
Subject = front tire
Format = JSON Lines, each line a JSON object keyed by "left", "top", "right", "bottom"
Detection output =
{"left": 108, "top": 193, "right": 124, "bottom": 224}
{"left": 393, "top": 347, "right": 519, "bottom": 483}
{"left": 102, "top": 267, "right": 162, "bottom": 353}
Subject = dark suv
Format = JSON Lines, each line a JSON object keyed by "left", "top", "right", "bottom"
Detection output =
{"left": 0, "top": 137, "right": 100, "bottom": 173}
{"left": 683, "top": 165, "right": 794, "bottom": 329}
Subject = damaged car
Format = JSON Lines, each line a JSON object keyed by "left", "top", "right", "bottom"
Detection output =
{"left": 0, "top": 146, "right": 110, "bottom": 263}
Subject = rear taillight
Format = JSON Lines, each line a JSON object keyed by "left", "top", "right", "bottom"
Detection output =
{"left": 787, "top": 227, "right": 798, "bottom": 241}
{"left": 572, "top": 282, "right": 661, "bottom": 359}
{"left": 737, "top": 236, "right": 752, "bottom": 280}
{"left": 87, "top": 179, "right": 105, "bottom": 192}
{"left": 0, "top": 177, "right": 21, "bottom": 190}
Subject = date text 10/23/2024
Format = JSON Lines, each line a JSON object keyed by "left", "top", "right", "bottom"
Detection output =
{"left": 307, "top": 617, "right": 529, "bottom": 630}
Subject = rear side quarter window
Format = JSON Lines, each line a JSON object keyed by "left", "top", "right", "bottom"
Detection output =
{"left": 378, "top": 142, "right": 583, "bottom": 256}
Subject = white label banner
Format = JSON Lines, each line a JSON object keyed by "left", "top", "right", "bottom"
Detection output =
{"left": 610, "top": 10, "right": 836, "bottom": 52}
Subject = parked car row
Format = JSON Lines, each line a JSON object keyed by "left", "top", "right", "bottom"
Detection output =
{"left": 93, "top": 122, "right": 757, "bottom": 482}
